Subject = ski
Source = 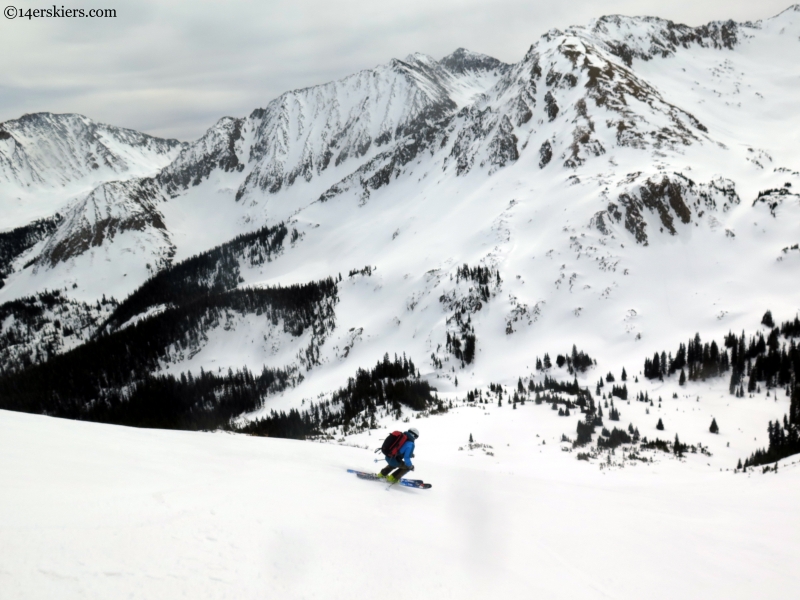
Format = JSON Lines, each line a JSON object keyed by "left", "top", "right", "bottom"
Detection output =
{"left": 347, "top": 469, "right": 424, "bottom": 484}
{"left": 396, "top": 479, "right": 432, "bottom": 490}
{"left": 347, "top": 469, "right": 432, "bottom": 489}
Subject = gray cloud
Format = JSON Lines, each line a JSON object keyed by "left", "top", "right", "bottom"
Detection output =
{"left": 0, "top": 0, "right": 792, "bottom": 140}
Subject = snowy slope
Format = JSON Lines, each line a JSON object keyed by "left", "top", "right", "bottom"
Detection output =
{"left": 0, "top": 113, "right": 186, "bottom": 295}
{"left": 2, "top": 408, "right": 800, "bottom": 600}
{"left": 0, "top": 112, "right": 185, "bottom": 228}
{"left": 240, "top": 5, "right": 800, "bottom": 407}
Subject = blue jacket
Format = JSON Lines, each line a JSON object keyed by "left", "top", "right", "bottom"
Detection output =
{"left": 386, "top": 437, "right": 415, "bottom": 468}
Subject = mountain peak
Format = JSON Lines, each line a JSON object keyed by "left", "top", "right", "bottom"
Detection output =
{"left": 0, "top": 111, "right": 185, "bottom": 230}
{"left": 439, "top": 47, "right": 509, "bottom": 74}
{"left": 401, "top": 52, "right": 437, "bottom": 65}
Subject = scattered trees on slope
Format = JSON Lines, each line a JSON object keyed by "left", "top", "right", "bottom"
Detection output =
{"left": 743, "top": 385, "right": 800, "bottom": 469}
{"left": 0, "top": 280, "right": 337, "bottom": 423}
{"left": 0, "top": 215, "right": 62, "bottom": 287}
{"left": 240, "top": 353, "right": 443, "bottom": 439}
{"left": 104, "top": 222, "right": 289, "bottom": 331}
{"left": 636, "top": 313, "right": 800, "bottom": 469}
{"left": 0, "top": 290, "right": 117, "bottom": 375}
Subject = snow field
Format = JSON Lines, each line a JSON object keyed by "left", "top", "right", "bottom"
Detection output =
{"left": 2, "top": 406, "right": 800, "bottom": 600}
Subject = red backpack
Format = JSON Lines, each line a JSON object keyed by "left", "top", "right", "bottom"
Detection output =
{"left": 380, "top": 431, "right": 408, "bottom": 457}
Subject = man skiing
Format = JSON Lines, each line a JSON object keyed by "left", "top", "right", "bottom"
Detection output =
{"left": 378, "top": 427, "right": 419, "bottom": 483}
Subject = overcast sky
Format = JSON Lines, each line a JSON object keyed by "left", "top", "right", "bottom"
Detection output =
{"left": 0, "top": 0, "right": 792, "bottom": 140}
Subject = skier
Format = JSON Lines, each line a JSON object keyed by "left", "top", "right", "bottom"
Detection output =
{"left": 378, "top": 427, "right": 419, "bottom": 483}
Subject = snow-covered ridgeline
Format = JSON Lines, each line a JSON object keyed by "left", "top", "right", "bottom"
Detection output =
{"left": 0, "top": 113, "right": 184, "bottom": 228}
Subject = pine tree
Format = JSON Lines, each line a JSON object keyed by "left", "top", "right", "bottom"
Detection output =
{"left": 469, "top": 433, "right": 473, "bottom": 443}
{"left": 621, "top": 367, "right": 627, "bottom": 381}
{"left": 679, "top": 369, "right": 686, "bottom": 386}
{"left": 709, "top": 418, "right": 719, "bottom": 434}
{"left": 656, "top": 418, "right": 664, "bottom": 431}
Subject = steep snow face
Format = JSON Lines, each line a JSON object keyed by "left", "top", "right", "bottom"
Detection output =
{"left": 430, "top": 48, "right": 511, "bottom": 107}
{"left": 0, "top": 113, "right": 185, "bottom": 228}
{"left": 236, "top": 51, "right": 509, "bottom": 202}
{"left": 157, "top": 117, "right": 247, "bottom": 197}
{"left": 36, "top": 179, "right": 170, "bottom": 268}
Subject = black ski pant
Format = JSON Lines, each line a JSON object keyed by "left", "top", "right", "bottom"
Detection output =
{"left": 380, "top": 464, "right": 411, "bottom": 479}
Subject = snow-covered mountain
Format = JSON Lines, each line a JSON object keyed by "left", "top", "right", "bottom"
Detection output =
{"left": 1, "top": 6, "right": 800, "bottom": 472}
{"left": 0, "top": 112, "right": 184, "bottom": 226}
{"left": 0, "top": 113, "right": 185, "bottom": 290}
{"left": 0, "top": 50, "right": 510, "bottom": 300}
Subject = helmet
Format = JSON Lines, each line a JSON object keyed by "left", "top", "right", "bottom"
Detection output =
{"left": 407, "top": 427, "right": 420, "bottom": 439}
